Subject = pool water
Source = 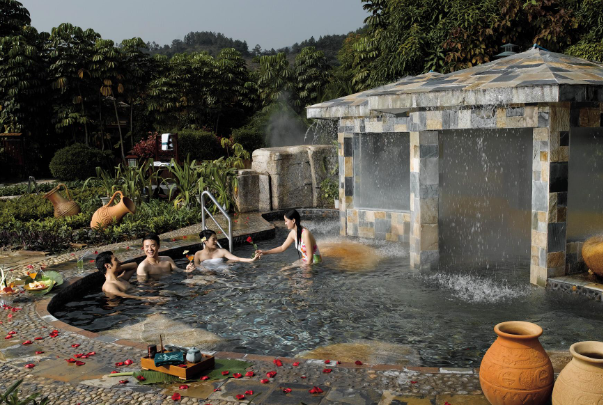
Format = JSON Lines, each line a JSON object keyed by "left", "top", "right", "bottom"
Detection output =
{"left": 53, "top": 220, "right": 603, "bottom": 367}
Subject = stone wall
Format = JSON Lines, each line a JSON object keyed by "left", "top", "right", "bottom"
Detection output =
{"left": 236, "top": 146, "right": 336, "bottom": 212}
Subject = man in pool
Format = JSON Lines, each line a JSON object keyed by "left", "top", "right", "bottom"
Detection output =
{"left": 137, "top": 233, "right": 195, "bottom": 280}
{"left": 96, "top": 251, "right": 164, "bottom": 301}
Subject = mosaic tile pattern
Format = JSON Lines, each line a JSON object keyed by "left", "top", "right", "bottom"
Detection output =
{"left": 308, "top": 48, "right": 603, "bottom": 118}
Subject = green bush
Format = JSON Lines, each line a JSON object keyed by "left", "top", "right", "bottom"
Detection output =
{"left": 232, "top": 127, "right": 265, "bottom": 154}
{"left": 178, "top": 130, "right": 223, "bottom": 161}
{"left": 49, "top": 144, "right": 112, "bottom": 181}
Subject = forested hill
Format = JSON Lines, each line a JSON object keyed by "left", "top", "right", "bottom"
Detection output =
{"left": 146, "top": 29, "right": 363, "bottom": 65}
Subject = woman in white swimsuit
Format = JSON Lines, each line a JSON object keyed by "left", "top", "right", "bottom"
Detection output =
{"left": 193, "top": 230, "right": 259, "bottom": 267}
{"left": 257, "top": 209, "right": 322, "bottom": 265}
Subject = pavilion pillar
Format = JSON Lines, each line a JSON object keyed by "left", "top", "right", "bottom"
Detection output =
{"left": 530, "top": 104, "right": 570, "bottom": 286}
{"left": 410, "top": 130, "right": 440, "bottom": 268}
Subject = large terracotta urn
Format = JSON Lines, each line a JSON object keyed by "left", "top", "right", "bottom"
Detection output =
{"left": 552, "top": 341, "right": 603, "bottom": 405}
{"left": 43, "top": 183, "right": 81, "bottom": 218}
{"left": 90, "top": 191, "right": 135, "bottom": 229}
{"left": 479, "top": 321, "right": 554, "bottom": 405}
{"left": 581, "top": 236, "right": 603, "bottom": 277}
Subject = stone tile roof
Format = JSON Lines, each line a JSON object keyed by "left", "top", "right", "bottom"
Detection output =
{"left": 307, "top": 47, "right": 603, "bottom": 119}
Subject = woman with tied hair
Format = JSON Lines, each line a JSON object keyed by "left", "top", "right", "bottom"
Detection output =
{"left": 193, "top": 229, "right": 260, "bottom": 267}
{"left": 257, "top": 209, "right": 322, "bottom": 265}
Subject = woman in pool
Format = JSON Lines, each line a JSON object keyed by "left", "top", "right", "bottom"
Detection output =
{"left": 257, "top": 209, "right": 322, "bottom": 265}
{"left": 193, "top": 229, "right": 259, "bottom": 267}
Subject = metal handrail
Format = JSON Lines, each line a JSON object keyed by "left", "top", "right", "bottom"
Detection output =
{"left": 200, "top": 190, "right": 232, "bottom": 252}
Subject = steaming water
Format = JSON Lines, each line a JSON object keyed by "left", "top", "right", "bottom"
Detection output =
{"left": 54, "top": 219, "right": 603, "bottom": 367}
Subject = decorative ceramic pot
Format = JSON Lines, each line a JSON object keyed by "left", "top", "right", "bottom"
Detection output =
{"left": 552, "top": 341, "right": 603, "bottom": 405}
{"left": 581, "top": 236, "right": 603, "bottom": 277}
{"left": 43, "top": 183, "right": 81, "bottom": 218}
{"left": 479, "top": 321, "right": 554, "bottom": 405}
{"left": 186, "top": 348, "right": 202, "bottom": 363}
{"left": 90, "top": 191, "right": 136, "bottom": 229}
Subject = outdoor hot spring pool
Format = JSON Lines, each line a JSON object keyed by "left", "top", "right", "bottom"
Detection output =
{"left": 53, "top": 220, "right": 603, "bottom": 367}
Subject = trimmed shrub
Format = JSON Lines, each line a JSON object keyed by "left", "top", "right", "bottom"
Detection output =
{"left": 49, "top": 144, "right": 112, "bottom": 181}
{"left": 232, "top": 127, "right": 266, "bottom": 154}
{"left": 178, "top": 130, "right": 223, "bottom": 161}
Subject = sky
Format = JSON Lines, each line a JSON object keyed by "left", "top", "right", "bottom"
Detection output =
{"left": 23, "top": 0, "right": 369, "bottom": 50}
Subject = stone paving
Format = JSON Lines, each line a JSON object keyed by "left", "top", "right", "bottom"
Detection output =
{"left": 0, "top": 211, "right": 567, "bottom": 404}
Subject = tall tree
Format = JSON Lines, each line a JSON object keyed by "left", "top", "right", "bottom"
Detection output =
{"left": 256, "top": 52, "right": 294, "bottom": 108}
{"left": 0, "top": 0, "right": 30, "bottom": 37}
{"left": 212, "top": 48, "right": 250, "bottom": 134}
{"left": 295, "top": 46, "right": 331, "bottom": 109}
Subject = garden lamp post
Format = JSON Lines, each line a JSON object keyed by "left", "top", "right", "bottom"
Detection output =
{"left": 126, "top": 155, "right": 138, "bottom": 167}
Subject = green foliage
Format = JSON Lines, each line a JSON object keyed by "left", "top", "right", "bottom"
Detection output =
{"left": 114, "top": 159, "right": 159, "bottom": 204}
{"left": 166, "top": 156, "right": 204, "bottom": 209}
{"left": 231, "top": 127, "right": 265, "bottom": 153}
{"left": 0, "top": 379, "right": 51, "bottom": 405}
{"left": 564, "top": 42, "right": 603, "bottom": 62}
{"left": 295, "top": 47, "right": 332, "bottom": 108}
{"left": 256, "top": 53, "right": 294, "bottom": 108}
{"left": 178, "top": 129, "right": 222, "bottom": 161}
{"left": 49, "top": 144, "right": 111, "bottom": 180}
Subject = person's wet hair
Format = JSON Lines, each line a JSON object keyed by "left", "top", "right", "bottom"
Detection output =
{"left": 199, "top": 229, "right": 217, "bottom": 250}
{"left": 285, "top": 209, "right": 302, "bottom": 259}
{"left": 142, "top": 233, "right": 160, "bottom": 246}
{"left": 95, "top": 251, "right": 113, "bottom": 275}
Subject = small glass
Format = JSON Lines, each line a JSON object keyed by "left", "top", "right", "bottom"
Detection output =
{"left": 76, "top": 258, "right": 84, "bottom": 271}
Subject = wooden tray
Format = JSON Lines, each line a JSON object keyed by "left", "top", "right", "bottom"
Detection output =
{"left": 140, "top": 353, "right": 215, "bottom": 380}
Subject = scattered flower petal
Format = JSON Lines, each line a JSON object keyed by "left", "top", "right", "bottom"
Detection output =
{"left": 110, "top": 371, "right": 118, "bottom": 374}
{"left": 171, "top": 393, "right": 181, "bottom": 401}
{"left": 410, "top": 381, "right": 418, "bottom": 384}
{"left": 66, "top": 358, "right": 76, "bottom": 363}
{"left": 309, "top": 386, "right": 323, "bottom": 394}
{"left": 34, "top": 337, "right": 43, "bottom": 340}
{"left": 323, "top": 368, "right": 332, "bottom": 373}
{"left": 233, "top": 373, "right": 242, "bottom": 378}
{"left": 325, "top": 360, "right": 330, "bottom": 364}
{"left": 221, "top": 371, "right": 229, "bottom": 376}
{"left": 22, "top": 340, "right": 33, "bottom": 345}
{"left": 266, "top": 371, "right": 277, "bottom": 378}
{"left": 35, "top": 351, "right": 44, "bottom": 355}
{"left": 136, "top": 375, "right": 146, "bottom": 381}
{"left": 75, "top": 361, "right": 85, "bottom": 366}
{"left": 244, "top": 390, "right": 253, "bottom": 395}
{"left": 179, "top": 385, "right": 189, "bottom": 390}
{"left": 115, "top": 362, "right": 124, "bottom": 367}
{"left": 24, "top": 363, "right": 35, "bottom": 369}
{"left": 235, "top": 394, "right": 245, "bottom": 400}
{"left": 124, "top": 359, "right": 133, "bottom": 365}
{"left": 119, "top": 380, "right": 128, "bottom": 384}
{"left": 355, "top": 360, "right": 363, "bottom": 366}
{"left": 260, "top": 379, "right": 269, "bottom": 384}
{"left": 292, "top": 362, "right": 300, "bottom": 367}
{"left": 245, "top": 371, "right": 254, "bottom": 377}
{"left": 273, "top": 359, "right": 283, "bottom": 367}
{"left": 301, "top": 375, "right": 307, "bottom": 379}
{"left": 200, "top": 376, "right": 209, "bottom": 381}
{"left": 71, "top": 344, "right": 80, "bottom": 348}
{"left": 283, "top": 388, "right": 292, "bottom": 393}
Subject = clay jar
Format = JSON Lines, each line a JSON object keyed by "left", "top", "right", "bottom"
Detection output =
{"left": 43, "top": 183, "right": 81, "bottom": 218}
{"left": 581, "top": 236, "right": 603, "bottom": 277}
{"left": 479, "top": 321, "right": 554, "bottom": 405}
{"left": 90, "top": 190, "right": 136, "bottom": 229}
{"left": 552, "top": 341, "right": 603, "bottom": 405}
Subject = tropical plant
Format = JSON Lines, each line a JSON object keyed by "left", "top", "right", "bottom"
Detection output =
{"left": 256, "top": 52, "right": 294, "bottom": 108}
{"left": 115, "top": 159, "right": 158, "bottom": 204}
{"left": 295, "top": 46, "right": 331, "bottom": 108}
{"left": 165, "top": 156, "right": 202, "bottom": 208}
{"left": 83, "top": 166, "right": 119, "bottom": 197}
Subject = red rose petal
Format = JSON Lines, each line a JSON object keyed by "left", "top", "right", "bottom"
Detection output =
{"left": 283, "top": 388, "right": 292, "bottom": 393}
{"left": 35, "top": 351, "right": 44, "bottom": 354}
{"left": 200, "top": 376, "right": 210, "bottom": 380}
{"left": 24, "top": 363, "right": 35, "bottom": 369}
{"left": 52, "top": 330, "right": 58, "bottom": 333}
{"left": 323, "top": 368, "right": 332, "bottom": 373}
{"left": 34, "top": 337, "right": 43, "bottom": 340}
{"left": 292, "top": 362, "right": 300, "bottom": 367}
{"left": 273, "top": 359, "right": 283, "bottom": 367}
{"left": 8, "top": 331, "right": 16, "bottom": 335}
{"left": 301, "top": 375, "right": 307, "bottom": 379}
{"left": 5, "top": 336, "right": 12, "bottom": 340}
{"left": 309, "top": 386, "right": 323, "bottom": 394}
{"left": 260, "top": 379, "right": 269, "bottom": 384}
{"left": 115, "top": 362, "right": 124, "bottom": 367}
{"left": 22, "top": 340, "right": 33, "bottom": 345}
{"left": 75, "top": 361, "right": 85, "bottom": 366}
{"left": 87, "top": 351, "right": 96, "bottom": 356}
{"left": 355, "top": 360, "right": 363, "bottom": 365}
{"left": 325, "top": 359, "right": 330, "bottom": 364}
{"left": 110, "top": 371, "right": 118, "bottom": 374}
{"left": 136, "top": 375, "right": 146, "bottom": 381}
{"left": 233, "top": 373, "right": 242, "bottom": 378}
{"left": 80, "top": 355, "right": 88, "bottom": 359}
{"left": 266, "top": 371, "right": 277, "bottom": 378}
{"left": 94, "top": 251, "right": 98, "bottom": 254}
{"left": 213, "top": 388, "right": 221, "bottom": 392}
{"left": 235, "top": 394, "right": 245, "bottom": 400}
{"left": 119, "top": 380, "right": 128, "bottom": 384}
{"left": 179, "top": 385, "right": 189, "bottom": 390}
{"left": 66, "top": 358, "right": 76, "bottom": 363}
{"left": 245, "top": 371, "right": 254, "bottom": 377}
{"left": 74, "top": 354, "right": 83, "bottom": 358}
{"left": 71, "top": 344, "right": 80, "bottom": 348}
{"left": 124, "top": 359, "right": 133, "bottom": 365}
{"left": 245, "top": 390, "right": 254, "bottom": 395}
{"left": 171, "top": 393, "right": 181, "bottom": 401}
{"left": 221, "top": 370, "right": 229, "bottom": 376}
